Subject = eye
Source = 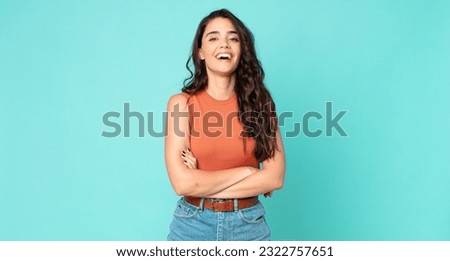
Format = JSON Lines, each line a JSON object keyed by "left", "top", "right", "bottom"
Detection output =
{"left": 230, "top": 37, "right": 239, "bottom": 42}
{"left": 208, "top": 37, "right": 218, "bottom": 41}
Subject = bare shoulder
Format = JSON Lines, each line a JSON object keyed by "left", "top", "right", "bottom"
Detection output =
{"left": 167, "top": 93, "right": 190, "bottom": 111}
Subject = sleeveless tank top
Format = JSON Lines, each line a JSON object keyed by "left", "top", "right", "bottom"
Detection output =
{"left": 182, "top": 90, "right": 259, "bottom": 171}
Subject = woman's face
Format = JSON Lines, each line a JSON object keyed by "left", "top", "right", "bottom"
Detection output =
{"left": 199, "top": 17, "right": 241, "bottom": 77}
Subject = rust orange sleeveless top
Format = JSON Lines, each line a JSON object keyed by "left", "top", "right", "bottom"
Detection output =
{"left": 182, "top": 90, "right": 259, "bottom": 171}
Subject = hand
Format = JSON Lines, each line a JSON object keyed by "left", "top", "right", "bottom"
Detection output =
{"left": 182, "top": 148, "right": 197, "bottom": 169}
{"left": 264, "top": 191, "right": 273, "bottom": 198}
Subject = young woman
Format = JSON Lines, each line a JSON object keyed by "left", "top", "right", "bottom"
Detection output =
{"left": 165, "top": 9, "right": 285, "bottom": 241}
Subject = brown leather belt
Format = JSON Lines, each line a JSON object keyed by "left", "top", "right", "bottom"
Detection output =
{"left": 184, "top": 196, "right": 258, "bottom": 212}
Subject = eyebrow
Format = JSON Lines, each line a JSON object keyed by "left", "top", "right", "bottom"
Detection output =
{"left": 204, "top": 30, "right": 238, "bottom": 37}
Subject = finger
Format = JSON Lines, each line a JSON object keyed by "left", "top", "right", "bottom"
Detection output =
{"left": 182, "top": 149, "right": 194, "bottom": 157}
{"left": 182, "top": 153, "right": 196, "bottom": 162}
{"left": 264, "top": 191, "right": 273, "bottom": 198}
{"left": 182, "top": 151, "right": 197, "bottom": 167}
{"left": 183, "top": 160, "right": 195, "bottom": 169}
{"left": 185, "top": 148, "right": 193, "bottom": 156}
{"left": 185, "top": 149, "right": 195, "bottom": 160}
{"left": 184, "top": 156, "right": 197, "bottom": 168}
{"left": 181, "top": 153, "right": 197, "bottom": 167}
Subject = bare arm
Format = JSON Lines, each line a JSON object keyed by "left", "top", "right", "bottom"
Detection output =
{"left": 164, "top": 94, "right": 257, "bottom": 197}
{"left": 207, "top": 128, "right": 286, "bottom": 199}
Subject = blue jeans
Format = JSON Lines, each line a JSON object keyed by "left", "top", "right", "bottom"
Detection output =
{"left": 167, "top": 197, "right": 271, "bottom": 241}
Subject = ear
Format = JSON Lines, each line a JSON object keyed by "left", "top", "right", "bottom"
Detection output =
{"left": 198, "top": 48, "right": 205, "bottom": 60}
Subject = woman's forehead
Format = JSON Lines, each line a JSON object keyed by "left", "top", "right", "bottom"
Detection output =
{"left": 204, "top": 18, "right": 237, "bottom": 35}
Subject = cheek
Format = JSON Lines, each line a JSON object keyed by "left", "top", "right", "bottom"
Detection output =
{"left": 203, "top": 46, "right": 215, "bottom": 58}
{"left": 235, "top": 50, "right": 242, "bottom": 62}
{"left": 234, "top": 45, "right": 242, "bottom": 58}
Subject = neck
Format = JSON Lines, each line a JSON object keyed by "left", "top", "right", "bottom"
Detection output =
{"left": 205, "top": 74, "right": 236, "bottom": 100}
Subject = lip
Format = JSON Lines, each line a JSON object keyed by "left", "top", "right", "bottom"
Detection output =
{"left": 215, "top": 52, "right": 232, "bottom": 60}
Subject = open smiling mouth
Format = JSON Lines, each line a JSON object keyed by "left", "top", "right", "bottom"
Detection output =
{"left": 216, "top": 53, "right": 231, "bottom": 60}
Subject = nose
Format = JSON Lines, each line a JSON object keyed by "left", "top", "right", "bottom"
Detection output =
{"left": 219, "top": 38, "right": 230, "bottom": 49}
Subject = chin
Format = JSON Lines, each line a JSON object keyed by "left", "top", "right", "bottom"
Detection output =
{"left": 221, "top": 66, "right": 239, "bottom": 73}
{"left": 217, "top": 70, "right": 237, "bottom": 77}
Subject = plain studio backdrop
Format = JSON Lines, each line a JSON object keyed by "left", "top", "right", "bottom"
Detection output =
{"left": 1, "top": 0, "right": 449, "bottom": 240}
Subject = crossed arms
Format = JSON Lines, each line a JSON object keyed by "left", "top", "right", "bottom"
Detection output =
{"left": 164, "top": 94, "right": 286, "bottom": 199}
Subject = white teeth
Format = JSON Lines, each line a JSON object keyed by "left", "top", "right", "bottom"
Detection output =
{"left": 216, "top": 53, "right": 231, "bottom": 59}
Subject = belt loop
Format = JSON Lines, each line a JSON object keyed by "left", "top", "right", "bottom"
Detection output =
{"left": 199, "top": 198, "right": 205, "bottom": 211}
{"left": 233, "top": 199, "right": 238, "bottom": 212}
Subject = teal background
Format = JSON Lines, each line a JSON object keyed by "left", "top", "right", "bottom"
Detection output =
{"left": 1, "top": 0, "right": 449, "bottom": 240}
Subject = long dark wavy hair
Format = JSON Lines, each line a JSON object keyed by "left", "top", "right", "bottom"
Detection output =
{"left": 182, "top": 9, "right": 278, "bottom": 162}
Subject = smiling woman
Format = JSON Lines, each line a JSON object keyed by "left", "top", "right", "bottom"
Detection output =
{"left": 198, "top": 17, "right": 241, "bottom": 78}
{"left": 164, "top": 9, "right": 285, "bottom": 241}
